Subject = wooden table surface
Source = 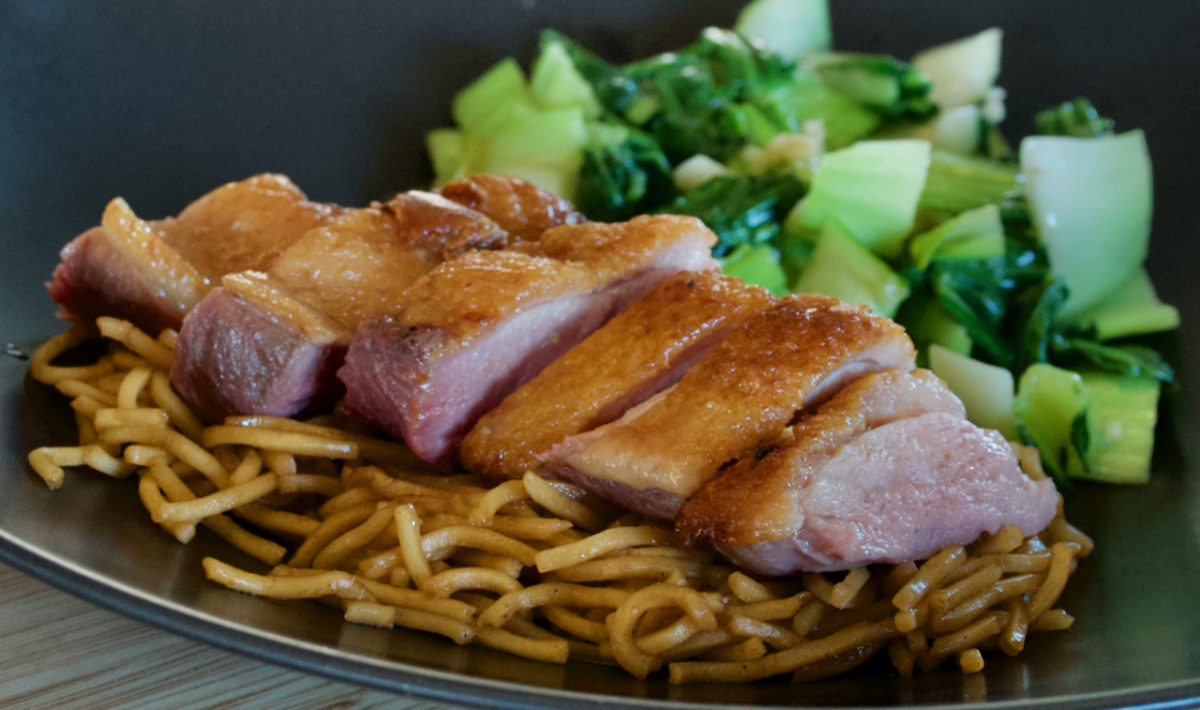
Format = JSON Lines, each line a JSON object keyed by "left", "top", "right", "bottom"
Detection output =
{"left": 0, "top": 563, "right": 471, "bottom": 710}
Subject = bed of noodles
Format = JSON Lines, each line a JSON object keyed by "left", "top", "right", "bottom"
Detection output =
{"left": 26, "top": 316, "right": 1093, "bottom": 684}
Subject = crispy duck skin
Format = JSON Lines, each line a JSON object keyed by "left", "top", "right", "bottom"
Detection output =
{"left": 171, "top": 205, "right": 434, "bottom": 420}
{"left": 678, "top": 405, "right": 1059, "bottom": 574}
{"left": 47, "top": 198, "right": 209, "bottom": 335}
{"left": 675, "top": 369, "right": 966, "bottom": 555}
{"left": 169, "top": 272, "right": 351, "bottom": 420}
{"left": 47, "top": 174, "right": 336, "bottom": 333}
{"left": 337, "top": 215, "right": 719, "bottom": 465}
{"left": 169, "top": 175, "right": 584, "bottom": 422}
{"left": 156, "top": 174, "right": 338, "bottom": 280}
{"left": 436, "top": 173, "right": 585, "bottom": 242}
{"left": 267, "top": 206, "right": 445, "bottom": 325}
{"left": 460, "top": 271, "right": 775, "bottom": 480}
{"left": 382, "top": 189, "right": 513, "bottom": 256}
{"left": 541, "top": 297, "right": 917, "bottom": 520}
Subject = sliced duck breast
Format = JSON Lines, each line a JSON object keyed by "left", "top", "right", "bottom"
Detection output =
{"left": 47, "top": 174, "right": 335, "bottom": 333}
{"left": 170, "top": 272, "right": 352, "bottom": 420}
{"left": 47, "top": 198, "right": 209, "bottom": 335}
{"left": 542, "top": 297, "right": 917, "bottom": 519}
{"left": 337, "top": 215, "right": 719, "bottom": 465}
{"left": 157, "top": 173, "right": 338, "bottom": 280}
{"left": 170, "top": 205, "right": 438, "bottom": 420}
{"left": 460, "top": 271, "right": 775, "bottom": 479}
{"left": 677, "top": 370, "right": 1059, "bottom": 574}
{"left": 169, "top": 177, "right": 588, "bottom": 422}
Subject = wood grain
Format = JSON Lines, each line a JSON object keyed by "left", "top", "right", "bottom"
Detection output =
{"left": 0, "top": 564, "right": 467, "bottom": 710}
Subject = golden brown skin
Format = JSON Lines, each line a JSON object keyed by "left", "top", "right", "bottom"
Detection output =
{"left": 221, "top": 271, "right": 351, "bottom": 342}
{"left": 395, "top": 250, "right": 594, "bottom": 340}
{"left": 384, "top": 190, "right": 512, "bottom": 255}
{"left": 239, "top": 187, "right": 540, "bottom": 331}
{"left": 268, "top": 207, "right": 441, "bottom": 328}
{"left": 97, "top": 197, "right": 208, "bottom": 326}
{"left": 337, "top": 213, "right": 719, "bottom": 465}
{"left": 546, "top": 297, "right": 917, "bottom": 512}
{"left": 521, "top": 214, "right": 717, "bottom": 281}
{"left": 399, "top": 215, "right": 719, "bottom": 342}
{"left": 460, "top": 271, "right": 775, "bottom": 479}
{"left": 676, "top": 369, "right": 965, "bottom": 547}
{"left": 48, "top": 174, "right": 337, "bottom": 334}
{"left": 157, "top": 174, "right": 339, "bottom": 281}
{"left": 437, "top": 174, "right": 585, "bottom": 242}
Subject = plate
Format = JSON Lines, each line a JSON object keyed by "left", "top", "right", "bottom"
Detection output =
{"left": 2, "top": 2, "right": 1199, "bottom": 707}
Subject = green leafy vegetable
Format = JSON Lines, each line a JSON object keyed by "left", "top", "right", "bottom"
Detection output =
{"left": 911, "top": 27, "right": 1003, "bottom": 108}
{"left": 1035, "top": 97, "right": 1114, "bottom": 138}
{"left": 753, "top": 72, "right": 880, "bottom": 149}
{"left": 929, "top": 344, "right": 1016, "bottom": 437}
{"left": 1048, "top": 337, "right": 1175, "bottom": 384}
{"left": 451, "top": 58, "right": 536, "bottom": 136}
{"left": 784, "top": 139, "right": 931, "bottom": 259}
{"left": 719, "top": 244, "right": 789, "bottom": 295}
{"left": 895, "top": 290, "right": 972, "bottom": 359}
{"left": 1020, "top": 129, "right": 1153, "bottom": 315}
{"left": 1076, "top": 371, "right": 1160, "bottom": 484}
{"left": 549, "top": 27, "right": 881, "bottom": 163}
{"left": 1014, "top": 363, "right": 1090, "bottom": 487}
{"left": 665, "top": 174, "right": 804, "bottom": 257}
{"left": 734, "top": 0, "right": 832, "bottom": 60}
{"left": 611, "top": 28, "right": 802, "bottom": 162}
{"left": 791, "top": 219, "right": 911, "bottom": 317}
{"left": 530, "top": 34, "right": 602, "bottom": 119}
{"left": 919, "top": 222, "right": 1048, "bottom": 370}
{"left": 472, "top": 107, "right": 587, "bottom": 200}
{"left": 426, "top": 128, "right": 465, "bottom": 186}
{"left": 1016, "top": 365, "right": 1162, "bottom": 486}
{"left": 1011, "top": 278, "right": 1175, "bottom": 383}
{"left": 812, "top": 53, "right": 935, "bottom": 120}
{"left": 909, "top": 203, "right": 1005, "bottom": 270}
{"left": 576, "top": 124, "right": 673, "bottom": 221}
{"left": 1069, "top": 267, "right": 1180, "bottom": 341}
{"left": 927, "top": 258, "right": 1015, "bottom": 366}
{"left": 918, "top": 150, "right": 1019, "bottom": 214}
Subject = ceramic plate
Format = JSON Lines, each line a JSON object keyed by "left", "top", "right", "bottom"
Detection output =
{"left": 2, "top": 2, "right": 1198, "bottom": 707}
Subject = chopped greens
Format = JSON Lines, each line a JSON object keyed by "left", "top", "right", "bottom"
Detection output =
{"left": 911, "top": 27, "right": 1003, "bottom": 109}
{"left": 784, "top": 139, "right": 930, "bottom": 259}
{"left": 918, "top": 151, "right": 1020, "bottom": 214}
{"left": 733, "top": 0, "right": 831, "bottom": 60}
{"left": 719, "top": 244, "right": 788, "bottom": 296}
{"left": 908, "top": 204, "right": 1005, "bottom": 270}
{"left": 577, "top": 124, "right": 673, "bottom": 222}
{"left": 1070, "top": 268, "right": 1180, "bottom": 341}
{"left": 1035, "top": 97, "right": 1115, "bottom": 138}
{"left": 928, "top": 345, "right": 1016, "bottom": 438}
{"left": 426, "top": 0, "right": 1179, "bottom": 486}
{"left": 1020, "top": 129, "right": 1153, "bottom": 315}
{"left": 791, "top": 219, "right": 910, "bottom": 317}
{"left": 1014, "top": 363, "right": 1090, "bottom": 486}
{"left": 664, "top": 174, "right": 804, "bottom": 257}
{"left": 1075, "top": 371, "right": 1161, "bottom": 484}
{"left": 810, "top": 53, "right": 936, "bottom": 121}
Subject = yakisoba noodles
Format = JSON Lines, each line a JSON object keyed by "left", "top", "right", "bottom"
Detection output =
{"left": 27, "top": 316, "right": 1093, "bottom": 684}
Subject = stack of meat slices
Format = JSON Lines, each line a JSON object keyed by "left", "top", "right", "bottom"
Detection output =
{"left": 47, "top": 173, "right": 1060, "bottom": 576}
{"left": 48, "top": 174, "right": 339, "bottom": 335}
